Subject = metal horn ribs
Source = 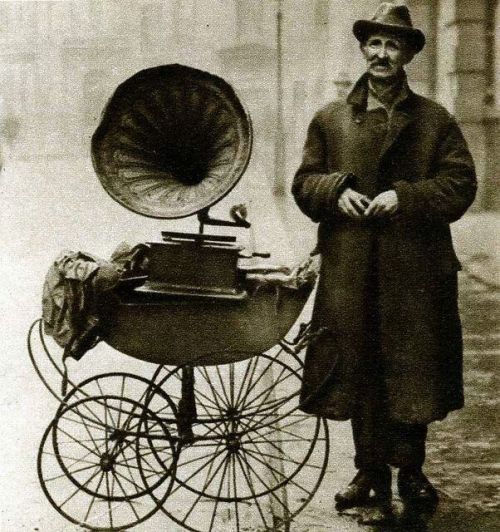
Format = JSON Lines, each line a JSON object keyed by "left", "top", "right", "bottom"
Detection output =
{"left": 91, "top": 64, "right": 253, "bottom": 219}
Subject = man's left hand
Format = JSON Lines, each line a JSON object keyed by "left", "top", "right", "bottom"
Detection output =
{"left": 365, "top": 190, "right": 399, "bottom": 217}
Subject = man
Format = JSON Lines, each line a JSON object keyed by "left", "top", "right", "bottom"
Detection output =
{"left": 292, "top": 2, "right": 476, "bottom": 524}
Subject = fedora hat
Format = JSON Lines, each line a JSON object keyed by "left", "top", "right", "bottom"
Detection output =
{"left": 353, "top": 2, "right": 425, "bottom": 53}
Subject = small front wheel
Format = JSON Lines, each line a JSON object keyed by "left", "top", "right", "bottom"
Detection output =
{"left": 38, "top": 395, "right": 177, "bottom": 531}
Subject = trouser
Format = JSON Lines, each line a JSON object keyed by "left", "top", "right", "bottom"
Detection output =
{"left": 351, "top": 394, "right": 428, "bottom": 470}
{"left": 352, "top": 241, "right": 428, "bottom": 470}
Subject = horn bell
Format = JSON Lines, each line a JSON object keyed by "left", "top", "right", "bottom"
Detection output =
{"left": 91, "top": 64, "right": 253, "bottom": 219}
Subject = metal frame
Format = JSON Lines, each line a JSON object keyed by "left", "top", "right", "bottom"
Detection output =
{"left": 29, "top": 318, "right": 330, "bottom": 531}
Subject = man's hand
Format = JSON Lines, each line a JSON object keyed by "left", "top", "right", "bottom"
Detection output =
{"left": 364, "top": 190, "right": 399, "bottom": 217}
{"left": 338, "top": 187, "right": 371, "bottom": 218}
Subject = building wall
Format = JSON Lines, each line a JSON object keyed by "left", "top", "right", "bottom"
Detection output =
{"left": 0, "top": 0, "right": 496, "bottom": 209}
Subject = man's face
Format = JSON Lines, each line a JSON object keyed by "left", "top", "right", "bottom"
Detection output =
{"left": 361, "top": 33, "right": 413, "bottom": 79}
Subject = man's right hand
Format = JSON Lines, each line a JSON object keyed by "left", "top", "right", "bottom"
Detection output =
{"left": 337, "top": 187, "right": 371, "bottom": 218}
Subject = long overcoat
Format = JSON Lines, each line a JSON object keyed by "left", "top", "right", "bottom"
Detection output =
{"left": 292, "top": 74, "right": 477, "bottom": 424}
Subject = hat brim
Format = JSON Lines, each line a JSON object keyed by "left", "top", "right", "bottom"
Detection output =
{"left": 353, "top": 20, "right": 425, "bottom": 53}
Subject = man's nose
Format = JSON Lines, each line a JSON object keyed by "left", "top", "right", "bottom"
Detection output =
{"left": 375, "top": 46, "right": 388, "bottom": 58}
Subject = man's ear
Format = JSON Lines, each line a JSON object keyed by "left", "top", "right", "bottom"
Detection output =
{"left": 403, "top": 50, "right": 416, "bottom": 65}
{"left": 402, "top": 42, "right": 416, "bottom": 64}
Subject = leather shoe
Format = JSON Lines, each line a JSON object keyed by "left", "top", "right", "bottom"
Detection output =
{"left": 359, "top": 503, "right": 393, "bottom": 525}
{"left": 398, "top": 468, "right": 439, "bottom": 507}
{"left": 335, "top": 465, "right": 392, "bottom": 510}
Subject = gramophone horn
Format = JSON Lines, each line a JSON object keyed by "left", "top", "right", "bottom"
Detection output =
{"left": 91, "top": 64, "right": 252, "bottom": 219}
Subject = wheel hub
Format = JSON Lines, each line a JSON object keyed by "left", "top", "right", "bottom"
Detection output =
{"left": 100, "top": 453, "right": 115, "bottom": 472}
{"left": 226, "top": 434, "right": 241, "bottom": 453}
{"left": 110, "top": 428, "right": 127, "bottom": 443}
{"left": 225, "top": 406, "right": 239, "bottom": 418}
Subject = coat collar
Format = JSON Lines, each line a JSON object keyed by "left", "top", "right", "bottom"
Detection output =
{"left": 347, "top": 72, "right": 417, "bottom": 160}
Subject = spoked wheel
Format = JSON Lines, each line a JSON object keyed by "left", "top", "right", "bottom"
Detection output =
{"left": 147, "top": 415, "right": 329, "bottom": 531}
{"left": 145, "top": 350, "right": 329, "bottom": 530}
{"left": 38, "top": 395, "right": 177, "bottom": 531}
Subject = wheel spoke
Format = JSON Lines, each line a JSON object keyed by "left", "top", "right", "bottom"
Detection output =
{"left": 199, "top": 366, "right": 229, "bottom": 411}
{"left": 234, "top": 356, "right": 266, "bottom": 411}
{"left": 244, "top": 447, "right": 311, "bottom": 496}
{"left": 96, "top": 381, "right": 118, "bottom": 429}
{"left": 244, "top": 411, "right": 310, "bottom": 438}
{"left": 103, "top": 399, "right": 110, "bottom": 454}
{"left": 43, "top": 449, "right": 100, "bottom": 467}
{"left": 45, "top": 462, "right": 99, "bottom": 483}
{"left": 177, "top": 450, "right": 223, "bottom": 469}
{"left": 182, "top": 448, "right": 228, "bottom": 522}
{"left": 115, "top": 457, "right": 161, "bottom": 477}
{"left": 239, "top": 449, "right": 289, "bottom": 512}
{"left": 242, "top": 366, "right": 297, "bottom": 413}
{"left": 245, "top": 444, "right": 323, "bottom": 472}
{"left": 117, "top": 375, "right": 126, "bottom": 429}
{"left": 56, "top": 413, "right": 107, "bottom": 433}
{"left": 234, "top": 356, "right": 276, "bottom": 411}
{"left": 83, "top": 472, "right": 106, "bottom": 522}
{"left": 55, "top": 425, "right": 103, "bottom": 459}
{"left": 229, "top": 363, "right": 235, "bottom": 408}
{"left": 193, "top": 415, "right": 229, "bottom": 439}
{"left": 231, "top": 453, "right": 240, "bottom": 529}
{"left": 241, "top": 361, "right": 288, "bottom": 411}
{"left": 112, "top": 471, "right": 142, "bottom": 519}
{"left": 187, "top": 383, "right": 227, "bottom": 419}
{"left": 72, "top": 404, "right": 102, "bottom": 456}
{"left": 233, "top": 358, "right": 254, "bottom": 410}
{"left": 59, "top": 468, "right": 102, "bottom": 508}
{"left": 105, "top": 472, "right": 114, "bottom": 528}
{"left": 116, "top": 450, "right": 172, "bottom": 472}
{"left": 137, "top": 447, "right": 159, "bottom": 482}
{"left": 170, "top": 442, "right": 225, "bottom": 496}
{"left": 193, "top": 396, "right": 228, "bottom": 434}
{"left": 208, "top": 455, "right": 231, "bottom": 531}
{"left": 244, "top": 447, "right": 284, "bottom": 483}
{"left": 57, "top": 436, "right": 109, "bottom": 445}
{"left": 250, "top": 436, "right": 325, "bottom": 445}
{"left": 78, "top": 399, "right": 110, "bottom": 427}
{"left": 235, "top": 453, "right": 269, "bottom": 527}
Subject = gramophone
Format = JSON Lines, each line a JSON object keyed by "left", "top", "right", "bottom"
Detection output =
{"left": 92, "top": 64, "right": 264, "bottom": 299}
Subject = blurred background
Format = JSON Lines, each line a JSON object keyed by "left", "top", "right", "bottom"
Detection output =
{"left": 0, "top": 1, "right": 498, "bottom": 531}
{"left": 0, "top": 0, "right": 498, "bottom": 207}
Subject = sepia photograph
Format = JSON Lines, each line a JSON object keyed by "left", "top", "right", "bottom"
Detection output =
{"left": 0, "top": 1, "right": 498, "bottom": 530}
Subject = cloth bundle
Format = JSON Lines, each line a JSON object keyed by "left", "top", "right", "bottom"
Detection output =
{"left": 242, "top": 254, "right": 320, "bottom": 290}
{"left": 42, "top": 243, "right": 148, "bottom": 360}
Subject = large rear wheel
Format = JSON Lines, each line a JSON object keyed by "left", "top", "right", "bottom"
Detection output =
{"left": 144, "top": 349, "right": 329, "bottom": 530}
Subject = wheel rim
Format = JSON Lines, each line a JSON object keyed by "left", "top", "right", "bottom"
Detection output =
{"left": 38, "top": 395, "right": 177, "bottom": 531}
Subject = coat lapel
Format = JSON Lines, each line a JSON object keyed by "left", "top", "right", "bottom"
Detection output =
{"left": 378, "top": 106, "right": 415, "bottom": 160}
{"left": 347, "top": 73, "right": 417, "bottom": 162}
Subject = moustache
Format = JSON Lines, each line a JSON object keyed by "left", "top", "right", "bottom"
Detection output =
{"left": 371, "top": 59, "right": 391, "bottom": 67}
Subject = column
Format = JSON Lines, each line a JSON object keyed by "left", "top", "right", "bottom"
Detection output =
{"left": 436, "top": 0, "right": 490, "bottom": 209}
{"left": 406, "top": 0, "right": 437, "bottom": 97}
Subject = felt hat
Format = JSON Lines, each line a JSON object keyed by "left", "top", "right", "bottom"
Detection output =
{"left": 353, "top": 2, "right": 425, "bottom": 53}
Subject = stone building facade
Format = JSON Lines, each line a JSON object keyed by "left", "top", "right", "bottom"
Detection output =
{"left": 0, "top": 0, "right": 497, "bottom": 209}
